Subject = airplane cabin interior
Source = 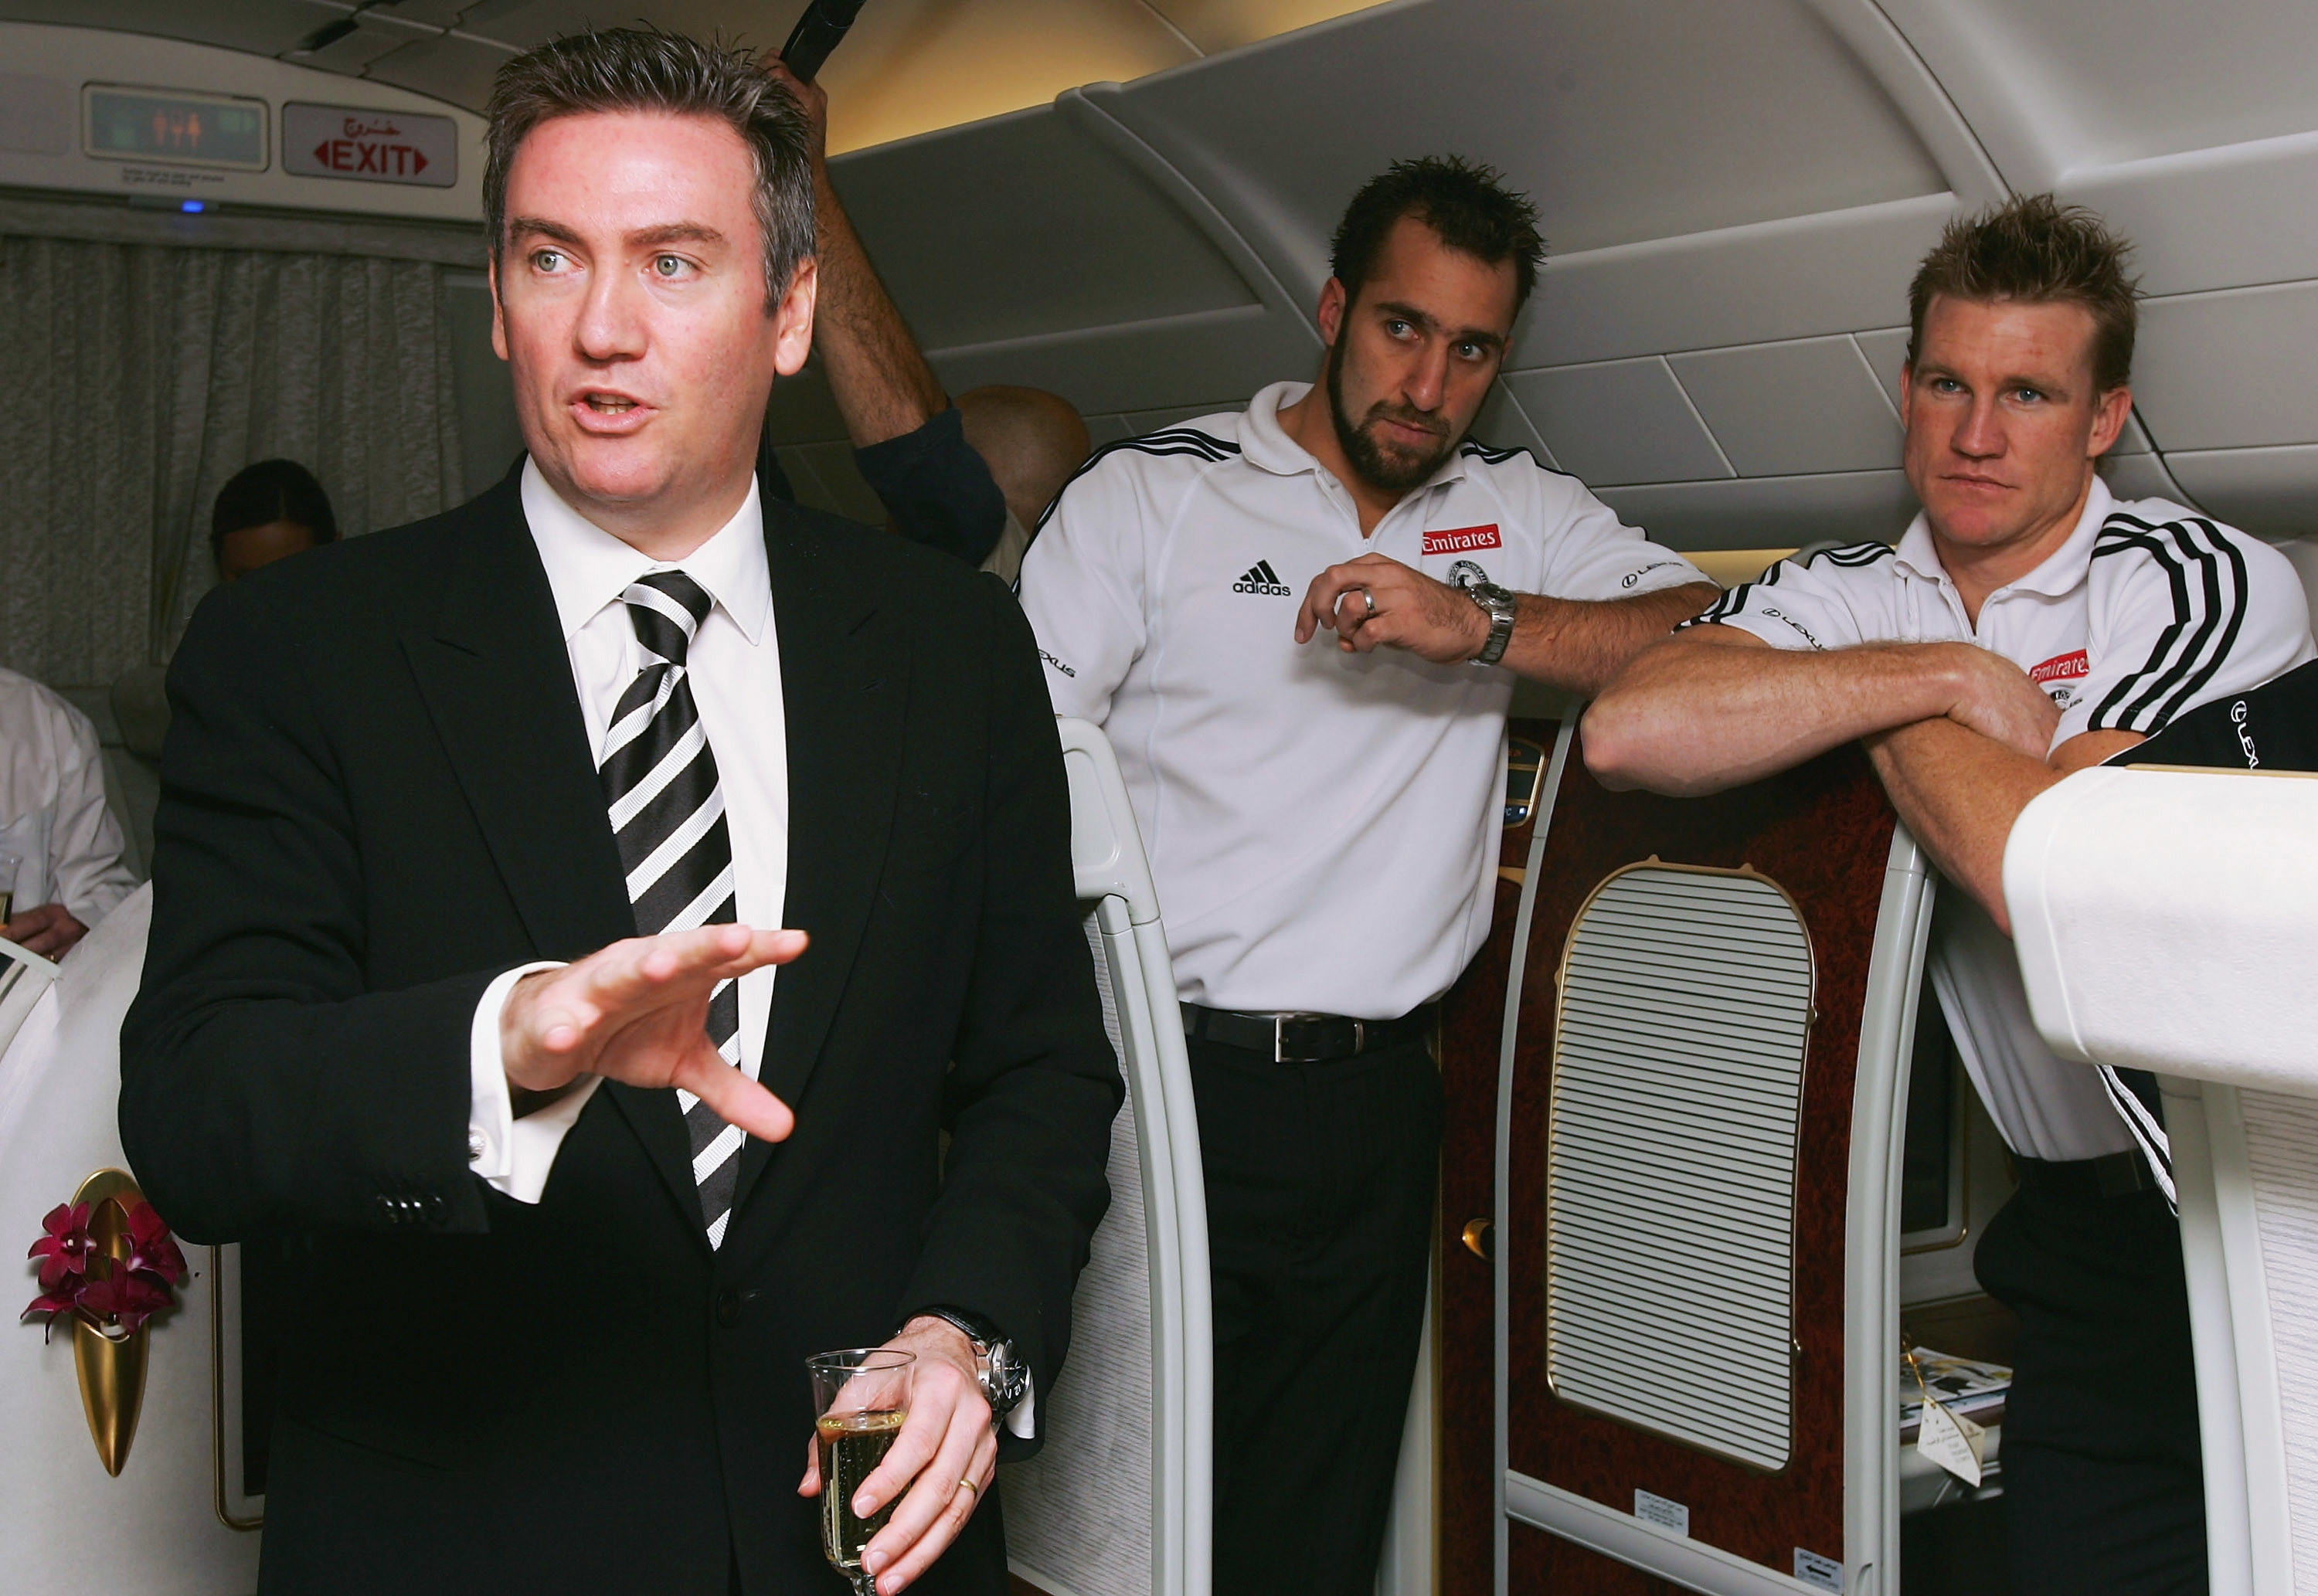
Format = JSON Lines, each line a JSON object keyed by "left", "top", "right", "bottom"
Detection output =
{"left": 2, "top": 2, "right": 2317, "bottom": 1594}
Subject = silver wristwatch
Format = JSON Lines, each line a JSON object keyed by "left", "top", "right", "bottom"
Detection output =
{"left": 920, "top": 1308, "right": 1028, "bottom": 1420}
{"left": 1463, "top": 579, "right": 1519, "bottom": 666}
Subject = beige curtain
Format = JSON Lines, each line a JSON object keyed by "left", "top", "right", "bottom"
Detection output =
{"left": 0, "top": 236, "right": 466, "bottom": 688}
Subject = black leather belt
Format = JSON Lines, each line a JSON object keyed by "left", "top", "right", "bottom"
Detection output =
{"left": 2013, "top": 1149, "right": 2159, "bottom": 1200}
{"left": 1181, "top": 1003, "right": 1436, "bottom": 1064}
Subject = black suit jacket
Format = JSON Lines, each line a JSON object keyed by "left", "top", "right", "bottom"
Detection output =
{"left": 119, "top": 473, "right": 1120, "bottom": 1595}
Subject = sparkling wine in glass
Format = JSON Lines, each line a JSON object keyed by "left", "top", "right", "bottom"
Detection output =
{"left": 808, "top": 1347, "right": 914, "bottom": 1595}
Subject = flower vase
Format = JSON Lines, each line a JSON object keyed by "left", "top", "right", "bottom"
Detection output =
{"left": 67, "top": 1169, "right": 152, "bottom": 1476}
{"left": 71, "top": 1313, "right": 148, "bottom": 1476}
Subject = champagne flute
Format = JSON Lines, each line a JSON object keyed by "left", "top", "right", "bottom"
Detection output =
{"left": 0, "top": 847, "right": 20, "bottom": 929}
{"left": 808, "top": 1347, "right": 914, "bottom": 1595}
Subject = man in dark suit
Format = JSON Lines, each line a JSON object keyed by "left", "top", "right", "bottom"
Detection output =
{"left": 118, "top": 29, "right": 1119, "bottom": 1596}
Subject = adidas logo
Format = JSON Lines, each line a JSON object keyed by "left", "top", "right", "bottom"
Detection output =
{"left": 1232, "top": 560, "right": 1292, "bottom": 596}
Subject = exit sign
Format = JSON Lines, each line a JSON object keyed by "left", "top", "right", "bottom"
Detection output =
{"left": 283, "top": 103, "right": 457, "bottom": 188}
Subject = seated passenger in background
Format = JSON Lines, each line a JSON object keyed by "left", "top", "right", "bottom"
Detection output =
{"left": 956, "top": 382, "right": 1092, "bottom": 579}
{"left": 209, "top": 457, "right": 338, "bottom": 581}
{"left": 762, "top": 53, "right": 1084, "bottom": 580}
{"left": 1585, "top": 194, "right": 2316, "bottom": 1596}
{"left": 0, "top": 667, "right": 138, "bottom": 959}
{"left": 1018, "top": 155, "right": 1718, "bottom": 1596}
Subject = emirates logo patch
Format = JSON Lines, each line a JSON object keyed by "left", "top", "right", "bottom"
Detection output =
{"left": 1423, "top": 524, "right": 1501, "bottom": 557}
{"left": 2030, "top": 650, "right": 2089, "bottom": 686}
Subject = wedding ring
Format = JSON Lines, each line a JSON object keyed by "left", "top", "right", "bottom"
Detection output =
{"left": 957, "top": 1476, "right": 979, "bottom": 1497}
{"left": 1361, "top": 588, "right": 1377, "bottom": 615}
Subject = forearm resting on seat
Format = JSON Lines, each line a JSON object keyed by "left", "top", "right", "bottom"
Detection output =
{"left": 1584, "top": 628, "right": 2012, "bottom": 796}
{"left": 1867, "top": 721, "right": 2142, "bottom": 934}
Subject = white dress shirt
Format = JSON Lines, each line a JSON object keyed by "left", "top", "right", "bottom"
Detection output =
{"left": 466, "top": 460, "right": 788, "bottom": 1203}
{"left": 0, "top": 667, "right": 138, "bottom": 931}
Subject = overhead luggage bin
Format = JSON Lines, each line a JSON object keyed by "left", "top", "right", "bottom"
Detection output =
{"left": 1003, "top": 718, "right": 1214, "bottom": 1596}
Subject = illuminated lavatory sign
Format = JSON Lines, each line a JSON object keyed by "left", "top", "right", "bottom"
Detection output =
{"left": 282, "top": 103, "right": 457, "bottom": 188}
{"left": 82, "top": 85, "right": 267, "bottom": 171}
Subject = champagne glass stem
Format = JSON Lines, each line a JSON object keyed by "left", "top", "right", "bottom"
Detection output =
{"left": 853, "top": 1575, "right": 880, "bottom": 1596}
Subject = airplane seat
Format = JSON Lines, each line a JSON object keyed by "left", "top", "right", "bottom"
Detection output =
{"left": 2275, "top": 539, "right": 2318, "bottom": 627}
{"left": 1000, "top": 718, "right": 1212, "bottom": 1596}
{"left": 1453, "top": 735, "right": 1937, "bottom": 1594}
{"left": 2008, "top": 766, "right": 2318, "bottom": 1596}
{"left": 0, "top": 885, "right": 263, "bottom": 1591}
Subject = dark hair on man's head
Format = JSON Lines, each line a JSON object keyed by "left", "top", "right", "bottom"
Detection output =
{"left": 484, "top": 28, "right": 813, "bottom": 310}
{"left": 1908, "top": 193, "right": 2140, "bottom": 392}
{"left": 1330, "top": 155, "right": 1545, "bottom": 313}
{"left": 209, "top": 459, "right": 337, "bottom": 562}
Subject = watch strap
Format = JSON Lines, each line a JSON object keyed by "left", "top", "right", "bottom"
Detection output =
{"left": 913, "top": 1306, "right": 1027, "bottom": 1418}
{"left": 1469, "top": 583, "right": 1518, "bottom": 666}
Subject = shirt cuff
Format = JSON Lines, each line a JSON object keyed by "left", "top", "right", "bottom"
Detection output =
{"left": 467, "top": 960, "right": 599, "bottom": 1204}
{"left": 1006, "top": 1372, "right": 1036, "bottom": 1440}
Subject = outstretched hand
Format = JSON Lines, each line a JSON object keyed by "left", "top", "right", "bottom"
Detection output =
{"left": 500, "top": 924, "right": 807, "bottom": 1143}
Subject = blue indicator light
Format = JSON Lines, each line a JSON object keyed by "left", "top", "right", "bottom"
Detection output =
{"left": 181, "top": 200, "right": 206, "bottom": 213}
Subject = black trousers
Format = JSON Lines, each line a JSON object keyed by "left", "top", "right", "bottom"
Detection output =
{"left": 1189, "top": 1034, "right": 1441, "bottom": 1596}
{"left": 1973, "top": 1163, "right": 2208, "bottom": 1595}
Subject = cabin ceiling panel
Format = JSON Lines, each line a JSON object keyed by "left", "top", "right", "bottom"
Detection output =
{"left": 1501, "top": 360, "right": 1730, "bottom": 490}
{"left": 1878, "top": 0, "right": 2318, "bottom": 187}
{"left": 838, "top": 107, "right": 1260, "bottom": 351}
{"left": 1511, "top": 195, "right": 1959, "bottom": 372}
{"left": 0, "top": 1, "right": 343, "bottom": 56}
{"left": 2131, "top": 280, "right": 2318, "bottom": 453}
{"left": 2061, "top": 134, "right": 2318, "bottom": 300}
{"left": 359, "top": 32, "right": 515, "bottom": 108}
{"left": 1106, "top": 0, "right": 1949, "bottom": 271}
{"left": 1668, "top": 335, "right": 1901, "bottom": 478}
{"left": 2162, "top": 445, "right": 2318, "bottom": 544}
{"left": 296, "top": 13, "right": 433, "bottom": 73}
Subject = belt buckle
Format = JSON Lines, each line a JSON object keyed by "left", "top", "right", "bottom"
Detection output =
{"left": 1273, "top": 1014, "right": 1364, "bottom": 1063}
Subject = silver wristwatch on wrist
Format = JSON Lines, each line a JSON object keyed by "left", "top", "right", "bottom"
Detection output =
{"left": 919, "top": 1307, "right": 1028, "bottom": 1420}
{"left": 1463, "top": 578, "right": 1519, "bottom": 666}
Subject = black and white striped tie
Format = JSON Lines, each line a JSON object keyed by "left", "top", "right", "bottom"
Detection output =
{"left": 599, "top": 570, "right": 746, "bottom": 1248}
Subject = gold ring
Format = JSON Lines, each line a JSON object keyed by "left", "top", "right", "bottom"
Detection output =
{"left": 957, "top": 1476, "right": 978, "bottom": 1497}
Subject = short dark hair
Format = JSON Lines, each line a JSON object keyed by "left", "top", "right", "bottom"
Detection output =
{"left": 209, "top": 459, "right": 337, "bottom": 564}
{"left": 484, "top": 28, "right": 814, "bottom": 311}
{"left": 1907, "top": 193, "right": 2140, "bottom": 393}
{"left": 1330, "top": 155, "right": 1545, "bottom": 313}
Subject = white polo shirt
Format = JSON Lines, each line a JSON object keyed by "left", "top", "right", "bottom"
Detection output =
{"left": 1697, "top": 477, "right": 2315, "bottom": 1160}
{"left": 1017, "top": 380, "right": 1706, "bottom": 1019}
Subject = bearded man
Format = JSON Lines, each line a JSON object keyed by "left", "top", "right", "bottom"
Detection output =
{"left": 1014, "top": 155, "right": 1718, "bottom": 1595}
